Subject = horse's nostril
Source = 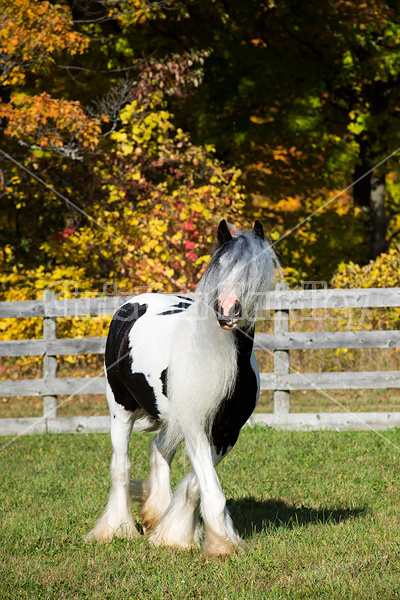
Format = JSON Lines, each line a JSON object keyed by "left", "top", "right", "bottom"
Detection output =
{"left": 214, "top": 299, "right": 223, "bottom": 317}
{"left": 233, "top": 301, "right": 242, "bottom": 318}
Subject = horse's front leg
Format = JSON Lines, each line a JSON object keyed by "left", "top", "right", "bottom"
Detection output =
{"left": 86, "top": 385, "right": 138, "bottom": 541}
{"left": 131, "top": 432, "right": 175, "bottom": 533}
{"left": 185, "top": 432, "right": 242, "bottom": 558}
{"left": 148, "top": 443, "right": 235, "bottom": 552}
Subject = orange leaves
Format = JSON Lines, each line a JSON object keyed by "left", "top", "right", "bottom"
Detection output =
{"left": 274, "top": 196, "right": 302, "bottom": 213}
{"left": 0, "top": 93, "right": 101, "bottom": 155}
{"left": 272, "top": 146, "right": 304, "bottom": 165}
{"left": 0, "top": 0, "right": 94, "bottom": 157}
{"left": 0, "top": 0, "right": 89, "bottom": 86}
{"left": 250, "top": 38, "right": 267, "bottom": 48}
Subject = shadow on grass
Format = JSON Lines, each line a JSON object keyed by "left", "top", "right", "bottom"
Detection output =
{"left": 227, "top": 497, "right": 367, "bottom": 538}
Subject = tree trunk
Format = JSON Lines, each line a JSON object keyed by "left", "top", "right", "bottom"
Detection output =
{"left": 353, "top": 139, "right": 387, "bottom": 261}
{"left": 369, "top": 171, "right": 387, "bottom": 260}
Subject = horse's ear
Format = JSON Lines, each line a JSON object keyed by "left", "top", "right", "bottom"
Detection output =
{"left": 217, "top": 220, "right": 233, "bottom": 245}
{"left": 253, "top": 220, "right": 264, "bottom": 240}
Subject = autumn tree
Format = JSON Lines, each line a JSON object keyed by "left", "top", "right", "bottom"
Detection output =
{"left": 2, "top": 0, "right": 400, "bottom": 298}
{"left": 119, "top": 0, "right": 400, "bottom": 262}
{"left": 0, "top": 1, "right": 243, "bottom": 311}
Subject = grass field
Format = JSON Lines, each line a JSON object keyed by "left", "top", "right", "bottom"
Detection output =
{"left": 2, "top": 427, "right": 400, "bottom": 599}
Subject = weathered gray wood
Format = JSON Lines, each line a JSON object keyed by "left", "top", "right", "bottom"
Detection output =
{"left": 0, "top": 379, "right": 46, "bottom": 396}
{"left": 0, "top": 376, "right": 106, "bottom": 397}
{"left": 46, "top": 337, "right": 107, "bottom": 355}
{"left": 0, "top": 340, "right": 46, "bottom": 357}
{"left": 0, "top": 417, "right": 47, "bottom": 436}
{"left": 260, "top": 371, "right": 400, "bottom": 390}
{"left": 0, "top": 296, "right": 132, "bottom": 319}
{"left": 46, "top": 414, "right": 156, "bottom": 434}
{"left": 0, "top": 337, "right": 106, "bottom": 357}
{"left": 0, "top": 414, "right": 159, "bottom": 436}
{"left": 1, "top": 287, "right": 400, "bottom": 436}
{"left": 45, "top": 296, "right": 132, "bottom": 318}
{"left": 43, "top": 291, "right": 58, "bottom": 418}
{"left": 2, "top": 288, "right": 400, "bottom": 319}
{"left": 273, "top": 283, "right": 290, "bottom": 413}
{"left": 3, "top": 329, "right": 398, "bottom": 359}
{"left": 47, "top": 416, "right": 110, "bottom": 434}
{"left": 254, "top": 330, "right": 400, "bottom": 351}
{"left": 264, "top": 287, "right": 400, "bottom": 310}
{"left": 3, "top": 412, "right": 400, "bottom": 436}
{"left": 247, "top": 412, "right": 400, "bottom": 430}
{"left": 2, "top": 330, "right": 399, "bottom": 358}
{"left": 0, "top": 300, "right": 45, "bottom": 318}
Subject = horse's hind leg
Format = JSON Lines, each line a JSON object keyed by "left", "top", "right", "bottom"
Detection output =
{"left": 149, "top": 469, "right": 202, "bottom": 549}
{"left": 86, "top": 383, "right": 138, "bottom": 541}
{"left": 131, "top": 432, "right": 175, "bottom": 532}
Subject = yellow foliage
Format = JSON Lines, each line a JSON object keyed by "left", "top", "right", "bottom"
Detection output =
{"left": 333, "top": 248, "right": 400, "bottom": 289}
{"left": 332, "top": 248, "right": 400, "bottom": 329}
{"left": 0, "top": 93, "right": 244, "bottom": 349}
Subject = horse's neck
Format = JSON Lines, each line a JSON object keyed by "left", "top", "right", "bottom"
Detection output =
{"left": 233, "top": 326, "right": 255, "bottom": 358}
{"left": 188, "top": 300, "right": 236, "bottom": 351}
{"left": 168, "top": 301, "right": 238, "bottom": 400}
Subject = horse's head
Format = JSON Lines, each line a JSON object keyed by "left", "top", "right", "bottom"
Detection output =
{"left": 196, "top": 219, "right": 274, "bottom": 331}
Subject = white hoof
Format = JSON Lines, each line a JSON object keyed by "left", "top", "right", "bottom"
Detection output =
{"left": 86, "top": 511, "right": 139, "bottom": 542}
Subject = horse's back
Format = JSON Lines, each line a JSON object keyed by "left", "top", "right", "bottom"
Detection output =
{"left": 105, "top": 293, "right": 194, "bottom": 418}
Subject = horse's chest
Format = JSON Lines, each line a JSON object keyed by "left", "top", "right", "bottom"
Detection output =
{"left": 210, "top": 350, "right": 259, "bottom": 456}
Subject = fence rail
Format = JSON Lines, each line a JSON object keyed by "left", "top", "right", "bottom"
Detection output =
{"left": 1, "top": 287, "right": 400, "bottom": 319}
{"left": 1, "top": 287, "right": 400, "bottom": 435}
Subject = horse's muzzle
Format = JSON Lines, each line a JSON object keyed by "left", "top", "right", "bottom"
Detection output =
{"left": 214, "top": 298, "right": 242, "bottom": 330}
{"left": 217, "top": 317, "right": 238, "bottom": 330}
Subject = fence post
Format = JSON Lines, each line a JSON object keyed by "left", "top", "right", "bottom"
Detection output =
{"left": 43, "top": 290, "right": 58, "bottom": 418}
{"left": 274, "top": 282, "right": 290, "bottom": 414}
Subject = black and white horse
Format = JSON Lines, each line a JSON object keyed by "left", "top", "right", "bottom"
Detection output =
{"left": 87, "top": 220, "right": 277, "bottom": 557}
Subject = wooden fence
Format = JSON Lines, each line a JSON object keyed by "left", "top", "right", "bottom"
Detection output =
{"left": 1, "top": 286, "right": 400, "bottom": 436}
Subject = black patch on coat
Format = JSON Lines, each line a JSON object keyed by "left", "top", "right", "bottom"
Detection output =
{"left": 175, "top": 295, "right": 194, "bottom": 302}
{"left": 160, "top": 368, "right": 168, "bottom": 397}
{"left": 105, "top": 302, "right": 160, "bottom": 419}
{"left": 157, "top": 301, "right": 193, "bottom": 316}
{"left": 210, "top": 327, "right": 258, "bottom": 457}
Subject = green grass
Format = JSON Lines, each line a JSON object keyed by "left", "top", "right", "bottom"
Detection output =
{"left": 2, "top": 427, "right": 400, "bottom": 599}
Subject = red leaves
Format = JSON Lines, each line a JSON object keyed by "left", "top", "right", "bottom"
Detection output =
{"left": 53, "top": 227, "right": 75, "bottom": 241}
